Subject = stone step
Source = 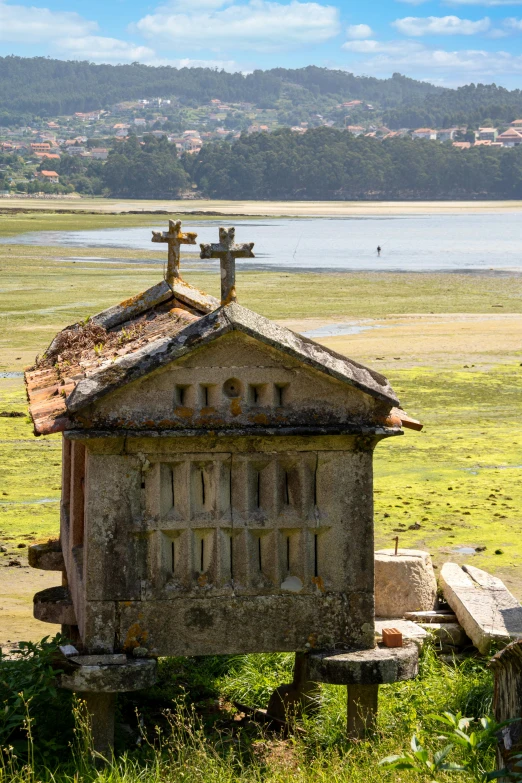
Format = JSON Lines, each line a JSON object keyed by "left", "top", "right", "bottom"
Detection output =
{"left": 404, "top": 610, "right": 458, "bottom": 624}
{"left": 440, "top": 563, "right": 522, "bottom": 654}
{"left": 418, "top": 622, "right": 469, "bottom": 648}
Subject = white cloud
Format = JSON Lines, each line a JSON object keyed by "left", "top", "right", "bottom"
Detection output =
{"left": 135, "top": 0, "right": 340, "bottom": 51}
{"left": 346, "top": 23, "right": 374, "bottom": 39}
{"left": 58, "top": 36, "right": 156, "bottom": 63}
{"left": 393, "top": 15, "right": 490, "bottom": 35}
{"left": 0, "top": 0, "right": 96, "bottom": 42}
{"left": 344, "top": 41, "right": 522, "bottom": 82}
{"left": 504, "top": 16, "right": 522, "bottom": 29}
{"left": 343, "top": 38, "right": 424, "bottom": 53}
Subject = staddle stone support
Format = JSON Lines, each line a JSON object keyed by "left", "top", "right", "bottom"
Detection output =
{"left": 347, "top": 684, "right": 379, "bottom": 739}
{"left": 82, "top": 692, "right": 116, "bottom": 758}
{"left": 151, "top": 219, "right": 197, "bottom": 285}
{"left": 266, "top": 652, "right": 320, "bottom": 721}
{"left": 200, "top": 226, "right": 255, "bottom": 305}
{"left": 308, "top": 642, "right": 419, "bottom": 740}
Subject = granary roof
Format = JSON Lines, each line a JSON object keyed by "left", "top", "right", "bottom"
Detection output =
{"left": 25, "top": 222, "right": 419, "bottom": 437}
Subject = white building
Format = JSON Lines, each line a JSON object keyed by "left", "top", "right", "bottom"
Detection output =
{"left": 412, "top": 128, "right": 437, "bottom": 140}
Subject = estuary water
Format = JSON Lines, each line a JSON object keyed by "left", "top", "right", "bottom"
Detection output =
{"left": 4, "top": 212, "right": 522, "bottom": 273}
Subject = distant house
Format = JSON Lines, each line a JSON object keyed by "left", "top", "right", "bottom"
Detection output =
{"left": 66, "top": 146, "right": 86, "bottom": 156}
{"left": 37, "top": 170, "right": 59, "bottom": 183}
{"left": 478, "top": 127, "right": 498, "bottom": 142}
{"left": 497, "top": 128, "right": 522, "bottom": 147}
{"left": 452, "top": 141, "right": 471, "bottom": 149}
{"left": 343, "top": 100, "right": 363, "bottom": 108}
{"left": 91, "top": 148, "right": 109, "bottom": 160}
{"left": 437, "top": 128, "right": 458, "bottom": 142}
{"left": 509, "top": 119, "right": 522, "bottom": 127}
{"left": 474, "top": 140, "right": 492, "bottom": 147}
{"left": 30, "top": 142, "right": 51, "bottom": 153}
{"left": 134, "top": 118, "right": 147, "bottom": 126}
{"left": 412, "top": 128, "right": 436, "bottom": 140}
{"left": 35, "top": 152, "right": 60, "bottom": 160}
{"left": 346, "top": 125, "right": 365, "bottom": 136}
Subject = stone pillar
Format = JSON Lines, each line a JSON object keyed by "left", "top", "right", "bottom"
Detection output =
{"left": 347, "top": 684, "right": 379, "bottom": 739}
{"left": 266, "top": 652, "right": 320, "bottom": 721}
{"left": 83, "top": 692, "right": 117, "bottom": 757}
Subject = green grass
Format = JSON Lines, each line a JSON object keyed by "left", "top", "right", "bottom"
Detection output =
{"left": 2, "top": 643, "right": 496, "bottom": 783}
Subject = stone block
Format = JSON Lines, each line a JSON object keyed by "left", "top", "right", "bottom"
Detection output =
{"left": 440, "top": 563, "right": 522, "bottom": 654}
{"left": 375, "top": 549, "right": 438, "bottom": 618}
{"left": 33, "top": 586, "right": 76, "bottom": 625}
{"left": 419, "top": 622, "right": 469, "bottom": 648}
{"left": 28, "top": 540, "right": 65, "bottom": 571}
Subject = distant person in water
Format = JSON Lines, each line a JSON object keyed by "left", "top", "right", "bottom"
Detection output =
{"left": 377, "top": 245, "right": 382, "bottom": 257}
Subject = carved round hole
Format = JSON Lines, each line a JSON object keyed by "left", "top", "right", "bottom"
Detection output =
{"left": 223, "top": 378, "right": 242, "bottom": 398}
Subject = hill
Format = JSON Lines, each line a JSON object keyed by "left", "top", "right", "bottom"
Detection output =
{"left": 3, "top": 57, "right": 522, "bottom": 128}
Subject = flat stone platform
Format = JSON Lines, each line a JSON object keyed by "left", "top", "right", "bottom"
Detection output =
{"left": 309, "top": 641, "right": 418, "bottom": 685}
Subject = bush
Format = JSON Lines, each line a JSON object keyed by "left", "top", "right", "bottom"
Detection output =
{"left": 0, "top": 636, "right": 73, "bottom": 758}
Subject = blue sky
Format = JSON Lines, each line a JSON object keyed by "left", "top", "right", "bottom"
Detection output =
{"left": 3, "top": 0, "right": 522, "bottom": 87}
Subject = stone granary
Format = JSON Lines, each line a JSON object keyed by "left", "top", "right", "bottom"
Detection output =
{"left": 26, "top": 219, "right": 420, "bottom": 751}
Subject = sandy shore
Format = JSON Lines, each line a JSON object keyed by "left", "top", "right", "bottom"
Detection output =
{"left": 3, "top": 197, "right": 522, "bottom": 216}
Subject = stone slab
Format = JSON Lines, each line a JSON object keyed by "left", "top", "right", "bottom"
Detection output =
{"left": 59, "top": 658, "right": 157, "bottom": 693}
{"left": 28, "top": 540, "right": 65, "bottom": 571}
{"left": 375, "top": 618, "right": 428, "bottom": 647}
{"left": 440, "top": 562, "right": 522, "bottom": 654}
{"left": 418, "top": 622, "right": 469, "bottom": 647}
{"left": 33, "top": 586, "right": 76, "bottom": 625}
{"left": 70, "top": 654, "right": 127, "bottom": 666}
{"left": 308, "top": 641, "right": 418, "bottom": 685}
{"left": 116, "top": 593, "right": 375, "bottom": 657}
{"left": 405, "top": 610, "right": 458, "bottom": 624}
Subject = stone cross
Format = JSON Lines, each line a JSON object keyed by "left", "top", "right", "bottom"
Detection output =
{"left": 200, "top": 226, "right": 255, "bottom": 305}
{"left": 151, "top": 219, "right": 197, "bottom": 285}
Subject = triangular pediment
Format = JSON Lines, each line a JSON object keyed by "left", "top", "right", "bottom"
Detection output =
{"left": 64, "top": 304, "right": 399, "bottom": 434}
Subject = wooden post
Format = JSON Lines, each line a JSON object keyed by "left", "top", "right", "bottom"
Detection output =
{"left": 347, "top": 684, "right": 379, "bottom": 739}
{"left": 489, "top": 640, "right": 522, "bottom": 775}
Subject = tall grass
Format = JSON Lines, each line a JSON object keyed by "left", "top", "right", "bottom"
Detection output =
{"left": 0, "top": 645, "right": 495, "bottom": 783}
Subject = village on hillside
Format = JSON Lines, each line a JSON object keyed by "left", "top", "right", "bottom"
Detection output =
{"left": 2, "top": 93, "right": 522, "bottom": 197}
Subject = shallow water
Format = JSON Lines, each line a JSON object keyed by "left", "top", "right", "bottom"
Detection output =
{"left": 4, "top": 213, "right": 522, "bottom": 273}
{"left": 302, "top": 322, "right": 385, "bottom": 337}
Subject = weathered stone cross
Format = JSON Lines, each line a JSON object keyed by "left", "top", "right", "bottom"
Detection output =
{"left": 200, "top": 227, "right": 255, "bottom": 305}
{"left": 151, "top": 219, "right": 197, "bottom": 285}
